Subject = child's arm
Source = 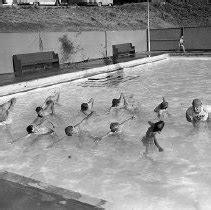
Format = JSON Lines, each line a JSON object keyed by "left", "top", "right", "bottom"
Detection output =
{"left": 10, "top": 134, "right": 32, "bottom": 144}
{"left": 93, "top": 131, "right": 112, "bottom": 143}
{"left": 186, "top": 111, "right": 193, "bottom": 123}
{"left": 74, "top": 112, "right": 93, "bottom": 128}
{"left": 154, "top": 136, "right": 164, "bottom": 152}
{"left": 87, "top": 98, "right": 94, "bottom": 110}
{"left": 119, "top": 115, "right": 135, "bottom": 126}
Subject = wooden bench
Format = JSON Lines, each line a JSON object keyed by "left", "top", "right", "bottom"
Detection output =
{"left": 13, "top": 51, "right": 60, "bottom": 77}
{"left": 112, "top": 43, "right": 135, "bottom": 64}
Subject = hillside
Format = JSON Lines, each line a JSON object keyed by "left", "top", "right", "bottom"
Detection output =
{"left": 0, "top": 2, "right": 210, "bottom": 32}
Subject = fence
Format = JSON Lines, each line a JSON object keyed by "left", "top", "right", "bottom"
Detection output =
{"left": 150, "top": 26, "right": 211, "bottom": 52}
{"left": 0, "top": 30, "right": 147, "bottom": 74}
{"left": 0, "top": 26, "right": 211, "bottom": 74}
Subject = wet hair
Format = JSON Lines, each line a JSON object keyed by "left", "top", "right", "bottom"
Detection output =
{"left": 35, "top": 106, "right": 43, "bottom": 113}
{"left": 192, "top": 99, "right": 202, "bottom": 107}
{"left": 81, "top": 103, "right": 89, "bottom": 112}
{"left": 160, "top": 101, "right": 168, "bottom": 109}
{"left": 152, "top": 121, "right": 165, "bottom": 132}
{"left": 26, "top": 125, "right": 34, "bottom": 134}
{"left": 110, "top": 122, "right": 119, "bottom": 132}
{"left": 111, "top": 99, "right": 120, "bottom": 107}
{"left": 65, "top": 126, "right": 74, "bottom": 136}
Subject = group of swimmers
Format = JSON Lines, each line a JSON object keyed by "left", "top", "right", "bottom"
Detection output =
{"left": 0, "top": 91, "right": 210, "bottom": 155}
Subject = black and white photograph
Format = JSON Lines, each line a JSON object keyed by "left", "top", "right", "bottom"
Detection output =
{"left": 0, "top": 0, "right": 211, "bottom": 209}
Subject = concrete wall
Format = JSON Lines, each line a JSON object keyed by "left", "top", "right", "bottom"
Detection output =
{"left": 40, "top": 31, "right": 106, "bottom": 63}
{"left": 184, "top": 27, "right": 211, "bottom": 50}
{"left": 0, "top": 30, "right": 147, "bottom": 75}
{"left": 0, "top": 33, "right": 39, "bottom": 74}
{"left": 106, "top": 30, "right": 147, "bottom": 56}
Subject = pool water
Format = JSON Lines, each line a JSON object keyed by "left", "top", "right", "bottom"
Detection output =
{"left": 0, "top": 57, "right": 211, "bottom": 210}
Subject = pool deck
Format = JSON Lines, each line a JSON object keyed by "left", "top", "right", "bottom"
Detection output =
{"left": 0, "top": 51, "right": 210, "bottom": 89}
{"left": 0, "top": 170, "right": 106, "bottom": 210}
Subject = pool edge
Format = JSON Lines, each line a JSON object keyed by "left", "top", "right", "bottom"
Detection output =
{"left": 0, "top": 54, "right": 169, "bottom": 97}
{"left": 0, "top": 170, "right": 107, "bottom": 209}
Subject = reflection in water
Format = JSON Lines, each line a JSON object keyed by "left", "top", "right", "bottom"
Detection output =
{"left": 0, "top": 58, "right": 211, "bottom": 209}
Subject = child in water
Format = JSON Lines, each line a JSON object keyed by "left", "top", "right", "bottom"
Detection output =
{"left": 80, "top": 98, "right": 94, "bottom": 116}
{"left": 35, "top": 92, "right": 60, "bottom": 119}
{"left": 154, "top": 97, "right": 170, "bottom": 120}
{"left": 94, "top": 115, "right": 135, "bottom": 142}
{"left": 141, "top": 121, "right": 165, "bottom": 155}
{"left": 11, "top": 118, "right": 58, "bottom": 144}
{"left": 0, "top": 98, "right": 16, "bottom": 125}
{"left": 65, "top": 112, "right": 94, "bottom": 137}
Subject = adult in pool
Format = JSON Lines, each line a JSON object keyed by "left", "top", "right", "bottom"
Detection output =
{"left": 141, "top": 121, "right": 165, "bottom": 155}
{"left": 93, "top": 115, "right": 135, "bottom": 142}
{"left": 186, "top": 99, "right": 211, "bottom": 126}
{"left": 0, "top": 98, "right": 16, "bottom": 125}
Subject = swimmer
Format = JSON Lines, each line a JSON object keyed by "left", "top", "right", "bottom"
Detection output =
{"left": 80, "top": 98, "right": 94, "bottom": 116}
{"left": 141, "top": 121, "right": 165, "bottom": 155}
{"left": 65, "top": 112, "right": 93, "bottom": 137}
{"left": 108, "top": 93, "right": 132, "bottom": 113}
{"left": 154, "top": 97, "right": 170, "bottom": 119}
{"left": 10, "top": 119, "right": 58, "bottom": 144}
{"left": 34, "top": 92, "right": 60, "bottom": 120}
{"left": 0, "top": 98, "right": 16, "bottom": 125}
{"left": 94, "top": 115, "right": 135, "bottom": 142}
{"left": 186, "top": 99, "right": 211, "bottom": 126}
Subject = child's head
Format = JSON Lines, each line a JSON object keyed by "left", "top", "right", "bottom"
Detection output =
{"left": 192, "top": 99, "right": 202, "bottom": 114}
{"left": 81, "top": 103, "right": 89, "bottom": 112}
{"left": 110, "top": 122, "right": 120, "bottom": 132}
{"left": 35, "top": 106, "right": 44, "bottom": 117}
{"left": 152, "top": 121, "right": 165, "bottom": 133}
{"left": 65, "top": 126, "right": 74, "bottom": 136}
{"left": 111, "top": 99, "right": 120, "bottom": 107}
{"left": 26, "top": 125, "right": 34, "bottom": 134}
{"left": 160, "top": 101, "right": 168, "bottom": 110}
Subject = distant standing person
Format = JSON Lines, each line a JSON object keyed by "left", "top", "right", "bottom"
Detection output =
{"left": 179, "top": 36, "right": 185, "bottom": 53}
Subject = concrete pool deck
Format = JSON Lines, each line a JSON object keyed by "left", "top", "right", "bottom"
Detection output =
{"left": 0, "top": 170, "right": 106, "bottom": 209}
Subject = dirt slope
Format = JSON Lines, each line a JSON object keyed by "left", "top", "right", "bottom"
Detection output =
{"left": 0, "top": 2, "right": 210, "bottom": 32}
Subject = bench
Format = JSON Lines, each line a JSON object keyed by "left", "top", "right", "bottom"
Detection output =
{"left": 112, "top": 43, "right": 135, "bottom": 64}
{"left": 13, "top": 51, "right": 60, "bottom": 77}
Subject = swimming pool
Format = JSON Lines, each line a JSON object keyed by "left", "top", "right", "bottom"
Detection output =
{"left": 0, "top": 57, "right": 211, "bottom": 210}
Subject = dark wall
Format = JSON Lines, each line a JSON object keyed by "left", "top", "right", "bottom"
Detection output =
{"left": 150, "top": 28, "right": 181, "bottom": 51}
{"left": 150, "top": 27, "right": 211, "bottom": 51}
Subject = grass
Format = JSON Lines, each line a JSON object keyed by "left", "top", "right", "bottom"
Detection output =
{"left": 0, "top": 2, "right": 210, "bottom": 32}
